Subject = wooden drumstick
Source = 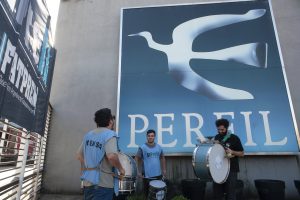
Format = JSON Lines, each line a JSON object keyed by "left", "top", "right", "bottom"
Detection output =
{"left": 101, "top": 170, "right": 127, "bottom": 180}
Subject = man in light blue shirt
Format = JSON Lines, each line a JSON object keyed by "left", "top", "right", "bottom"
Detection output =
{"left": 77, "top": 108, "right": 125, "bottom": 200}
{"left": 135, "top": 129, "right": 166, "bottom": 198}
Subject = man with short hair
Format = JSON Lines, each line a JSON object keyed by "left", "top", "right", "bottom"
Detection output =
{"left": 76, "top": 108, "right": 125, "bottom": 200}
{"left": 213, "top": 118, "right": 244, "bottom": 200}
{"left": 135, "top": 129, "right": 167, "bottom": 198}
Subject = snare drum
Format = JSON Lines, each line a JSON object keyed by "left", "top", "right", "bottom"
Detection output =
{"left": 148, "top": 180, "right": 167, "bottom": 200}
{"left": 192, "top": 143, "right": 230, "bottom": 184}
{"left": 117, "top": 152, "right": 137, "bottom": 194}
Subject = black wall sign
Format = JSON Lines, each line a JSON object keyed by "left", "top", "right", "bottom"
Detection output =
{"left": 0, "top": 0, "right": 56, "bottom": 135}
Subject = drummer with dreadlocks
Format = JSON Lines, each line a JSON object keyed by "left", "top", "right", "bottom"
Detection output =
{"left": 213, "top": 118, "right": 244, "bottom": 200}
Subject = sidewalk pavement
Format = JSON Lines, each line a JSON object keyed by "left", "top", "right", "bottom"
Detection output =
{"left": 39, "top": 194, "right": 261, "bottom": 200}
{"left": 39, "top": 194, "right": 83, "bottom": 200}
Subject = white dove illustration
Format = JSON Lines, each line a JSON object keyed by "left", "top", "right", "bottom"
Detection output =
{"left": 129, "top": 9, "right": 267, "bottom": 100}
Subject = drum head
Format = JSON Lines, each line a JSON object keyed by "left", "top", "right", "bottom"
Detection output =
{"left": 149, "top": 180, "right": 166, "bottom": 188}
{"left": 208, "top": 144, "right": 230, "bottom": 184}
{"left": 118, "top": 152, "right": 134, "bottom": 176}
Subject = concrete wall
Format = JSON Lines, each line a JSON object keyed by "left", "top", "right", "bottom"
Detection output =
{"left": 43, "top": 0, "right": 300, "bottom": 199}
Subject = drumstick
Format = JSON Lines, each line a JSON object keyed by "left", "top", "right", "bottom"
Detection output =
{"left": 100, "top": 170, "right": 126, "bottom": 180}
{"left": 141, "top": 176, "right": 166, "bottom": 181}
{"left": 136, "top": 174, "right": 154, "bottom": 180}
{"left": 101, "top": 170, "right": 136, "bottom": 180}
{"left": 141, "top": 177, "right": 156, "bottom": 180}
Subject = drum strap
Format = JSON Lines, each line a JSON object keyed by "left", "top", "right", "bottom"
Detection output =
{"left": 80, "top": 167, "right": 124, "bottom": 180}
{"left": 222, "top": 133, "right": 231, "bottom": 143}
{"left": 81, "top": 167, "right": 99, "bottom": 171}
{"left": 101, "top": 169, "right": 125, "bottom": 180}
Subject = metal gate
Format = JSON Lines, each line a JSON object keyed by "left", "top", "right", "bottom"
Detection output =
{"left": 0, "top": 105, "right": 52, "bottom": 200}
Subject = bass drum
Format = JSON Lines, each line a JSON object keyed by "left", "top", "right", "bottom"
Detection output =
{"left": 192, "top": 143, "right": 230, "bottom": 184}
{"left": 118, "top": 152, "right": 137, "bottom": 194}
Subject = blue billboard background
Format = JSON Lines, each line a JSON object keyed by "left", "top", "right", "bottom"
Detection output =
{"left": 117, "top": 0, "right": 299, "bottom": 155}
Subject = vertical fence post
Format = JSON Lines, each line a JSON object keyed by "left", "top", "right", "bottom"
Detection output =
{"left": 16, "top": 132, "right": 30, "bottom": 200}
{"left": 0, "top": 119, "right": 8, "bottom": 152}
{"left": 33, "top": 135, "right": 43, "bottom": 200}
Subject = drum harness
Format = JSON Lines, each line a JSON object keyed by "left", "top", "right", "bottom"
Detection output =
{"left": 218, "top": 132, "right": 232, "bottom": 146}
{"left": 81, "top": 138, "right": 125, "bottom": 180}
{"left": 219, "top": 133, "right": 235, "bottom": 158}
{"left": 81, "top": 156, "right": 125, "bottom": 180}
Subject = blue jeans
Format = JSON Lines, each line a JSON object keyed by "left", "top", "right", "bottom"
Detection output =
{"left": 83, "top": 185, "right": 114, "bottom": 200}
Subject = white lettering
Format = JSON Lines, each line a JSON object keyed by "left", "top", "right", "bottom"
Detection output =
{"left": 127, "top": 114, "right": 149, "bottom": 148}
{"left": 15, "top": 60, "right": 25, "bottom": 89}
{"left": 25, "top": 75, "right": 32, "bottom": 101}
{"left": 241, "top": 111, "right": 257, "bottom": 146}
{"left": 154, "top": 113, "right": 177, "bottom": 147}
{"left": 32, "top": 82, "right": 38, "bottom": 108}
{"left": 24, "top": 4, "right": 33, "bottom": 51}
{"left": 182, "top": 113, "right": 205, "bottom": 147}
{"left": 259, "top": 111, "right": 287, "bottom": 145}
{"left": 24, "top": 4, "right": 41, "bottom": 64}
{"left": 9, "top": 52, "right": 18, "bottom": 83}
{"left": 19, "top": 67, "right": 28, "bottom": 93}
{"left": 1, "top": 40, "right": 15, "bottom": 74}
{"left": 0, "top": 37, "right": 38, "bottom": 108}
{"left": 125, "top": 111, "right": 289, "bottom": 151}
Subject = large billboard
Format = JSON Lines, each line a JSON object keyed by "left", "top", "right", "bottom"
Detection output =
{"left": 117, "top": 0, "right": 300, "bottom": 155}
{"left": 0, "top": 0, "right": 56, "bottom": 135}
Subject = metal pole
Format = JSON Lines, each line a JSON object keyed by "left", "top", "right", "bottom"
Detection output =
{"left": 33, "top": 135, "right": 43, "bottom": 200}
{"left": 16, "top": 131, "right": 30, "bottom": 200}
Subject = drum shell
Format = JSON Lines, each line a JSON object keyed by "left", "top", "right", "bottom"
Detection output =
{"left": 119, "top": 177, "right": 136, "bottom": 194}
{"left": 192, "top": 143, "right": 230, "bottom": 184}
{"left": 192, "top": 144, "right": 213, "bottom": 180}
{"left": 148, "top": 180, "right": 167, "bottom": 200}
{"left": 117, "top": 153, "right": 137, "bottom": 194}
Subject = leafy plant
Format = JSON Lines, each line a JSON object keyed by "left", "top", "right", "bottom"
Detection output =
{"left": 126, "top": 193, "right": 146, "bottom": 200}
{"left": 171, "top": 195, "right": 188, "bottom": 200}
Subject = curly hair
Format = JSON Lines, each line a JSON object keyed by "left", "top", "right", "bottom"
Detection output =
{"left": 215, "top": 118, "right": 230, "bottom": 129}
{"left": 94, "top": 108, "right": 113, "bottom": 127}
